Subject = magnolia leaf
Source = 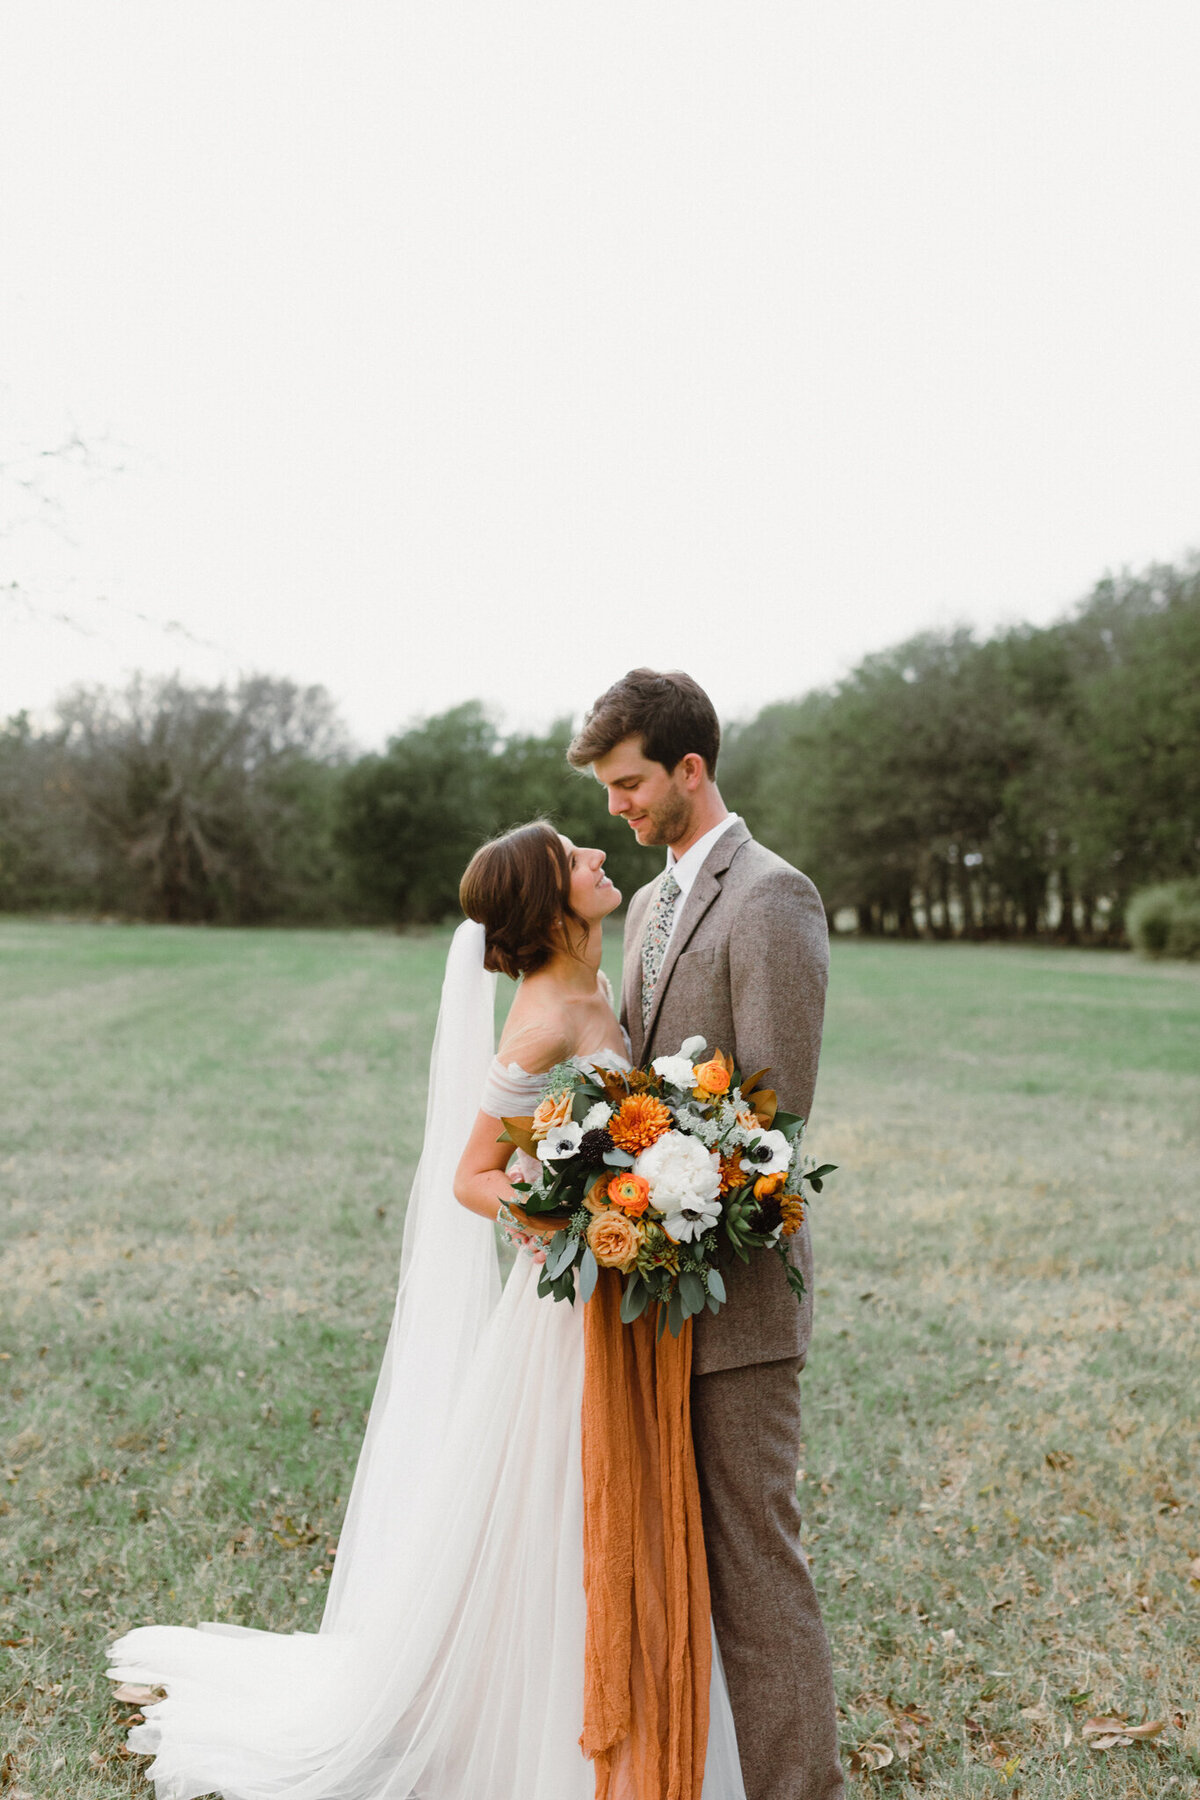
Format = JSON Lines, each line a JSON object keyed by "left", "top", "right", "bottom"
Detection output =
{"left": 112, "top": 1683, "right": 163, "bottom": 1706}
{"left": 740, "top": 1068, "right": 770, "bottom": 1099}
{"left": 577, "top": 1246, "right": 599, "bottom": 1303}
{"left": 500, "top": 1117, "right": 538, "bottom": 1156}
{"left": 751, "top": 1089, "right": 778, "bottom": 1127}
{"left": 847, "top": 1742, "right": 894, "bottom": 1774}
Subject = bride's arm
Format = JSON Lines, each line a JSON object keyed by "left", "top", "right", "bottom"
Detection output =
{"left": 453, "top": 1112, "right": 519, "bottom": 1222}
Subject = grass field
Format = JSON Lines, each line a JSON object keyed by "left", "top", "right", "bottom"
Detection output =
{"left": 1, "top": 920, "right": 1198, "bottom": 1798}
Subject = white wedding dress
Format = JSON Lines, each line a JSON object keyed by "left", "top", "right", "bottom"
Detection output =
{"left": 110, "top": 923, "right": 746, "bottom": 1800}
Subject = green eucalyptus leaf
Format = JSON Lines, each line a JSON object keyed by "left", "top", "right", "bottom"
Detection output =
{"left": 678, "top": 1270, "right": 705, "bottom": 1315}
{"left": 620, "top": 1273, "right": 649, "bottom": 1323}
{"left": 577, "top": 1246, "right": 599, "bottom": 1303}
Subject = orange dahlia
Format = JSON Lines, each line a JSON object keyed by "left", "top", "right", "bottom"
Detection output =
{"left": 753, "top": 1171, "right": 786, "bottom": 1199}
{"left": 780, "top": 1195, "right": 805, "bottom": 1237}
{"left": 718, "top": 1151, "right": 747, "bottom": 1195}
{"left": 609, "top": 1093, "right": 672, "bottom": 1155}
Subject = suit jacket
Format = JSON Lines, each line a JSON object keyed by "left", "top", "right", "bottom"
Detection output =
{"left": 622, "top": 820, "right": 829, "bottom": 1376}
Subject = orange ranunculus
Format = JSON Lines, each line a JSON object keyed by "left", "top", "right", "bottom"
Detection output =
{"left": 780, "top": 1195, "right": 805, "bottom": 1237}
{"left": 584, "top": 1173, "right": 612, "bottom": 1215}
{"left": 531, "top": 1090, "right": 573, "bottom": 1141}
{"left": 609, "top": 1093, "right": 672, "bottom": 1155}
{"left": 753, "top": 1171, "right": 786, "bottom": 1199}
{"left": 607, "top": 1172, "right": 651, "bottom": 1217}
{"left": 693, "top": 1058, "right": 731, "bottom": 1097}
{"left": 586, "top": 1209, "right": 643, "bottom": 1272}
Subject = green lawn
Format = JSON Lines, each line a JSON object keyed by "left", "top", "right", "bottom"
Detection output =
{"left": 1, "top": 922, "right": 1197, "bottom": 1797}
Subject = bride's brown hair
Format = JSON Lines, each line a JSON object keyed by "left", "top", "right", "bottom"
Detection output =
{"left": 459, "top": 821, "right": 585, "bottom": 980}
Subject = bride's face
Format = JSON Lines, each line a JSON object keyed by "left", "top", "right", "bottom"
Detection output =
{"left": 560, "top": 837, "right": 622, "bottom": 923}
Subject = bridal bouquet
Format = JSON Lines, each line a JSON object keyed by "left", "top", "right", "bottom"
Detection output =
{"left": 499, "top": 1040, "right": 835, "bottom": 1337}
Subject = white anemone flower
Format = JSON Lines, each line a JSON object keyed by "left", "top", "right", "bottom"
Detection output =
{"left": 537, "top": 1121, "right": 583, "bottom": 1162}
{"left": 659, "top": 1194, "right": 723, "bottom": 1243}
{"left": 739, "top": 1127, "right": 792, "bottom": 1179}
{"left": 651, "top": 1053, "right": 698, "bottom": 1089}
{"left": 580, "top": 1100, "right": 613, "bottom": 1132}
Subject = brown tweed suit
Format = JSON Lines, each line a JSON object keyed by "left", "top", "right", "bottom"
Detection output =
{"left": 622, "top": 819, "right": 845, "bottom": 1800}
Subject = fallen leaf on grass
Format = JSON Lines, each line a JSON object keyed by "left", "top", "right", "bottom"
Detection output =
{"left": 847, "top": 1742, "right": 893, "bottom": 1773}
{"left": 111, "top": 1682, "right": 163, "bottom": 1706}
{"left": 1082, "top": 1716, "right": 1166, "bottom": 1749}
{"left": 270, "top": 1512, "right": 319, "bottom": 1549}
{"left": 1044, "top": 1449, "right": 1074, "bottom": 1470}
{"left": 0, "top": 1752, "right": 16, "bottom": 1789}
{"left": 885, "top": 1699, "right": 929, "bottom": 1760}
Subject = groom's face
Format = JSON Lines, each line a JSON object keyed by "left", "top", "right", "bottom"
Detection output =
{"left": 591, "top": 736, "right": 694, "bottom": 849}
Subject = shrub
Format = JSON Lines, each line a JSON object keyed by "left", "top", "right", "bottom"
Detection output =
{"left": 1126, "top": 879, "right": 1200, "bottom": 958}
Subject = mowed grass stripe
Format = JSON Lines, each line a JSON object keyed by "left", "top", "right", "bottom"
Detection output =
{"left": 2, "top": 923, "right": 1198, "bottom": 1797}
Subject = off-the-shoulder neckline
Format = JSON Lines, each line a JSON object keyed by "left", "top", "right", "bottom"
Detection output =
{"left": 490, "top": 1048, "right": 632, "bottom": 1079}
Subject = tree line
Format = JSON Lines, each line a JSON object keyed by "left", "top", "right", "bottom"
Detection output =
{"left": 1, "top": 559, "right": 1197, "bottom": 940}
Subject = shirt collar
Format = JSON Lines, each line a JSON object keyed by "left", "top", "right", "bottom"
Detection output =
{"left": 666, "top": 814, "right": 740, "bottom": 899}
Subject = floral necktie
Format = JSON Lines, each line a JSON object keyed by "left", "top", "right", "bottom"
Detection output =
{"left": 641, "top": 869, "right": 682, "bottom": 1029}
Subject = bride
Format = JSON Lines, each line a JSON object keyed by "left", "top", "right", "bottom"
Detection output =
{"left": 109, "top": 821, "right": 747, "bottom": 1800}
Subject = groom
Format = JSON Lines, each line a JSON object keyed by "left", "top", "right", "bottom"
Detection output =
{"left": 569, "top": 668, "right": 845, "bottom": 1800}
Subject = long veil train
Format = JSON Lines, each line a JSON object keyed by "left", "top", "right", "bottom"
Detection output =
{"left": 109, "top": 922, "right": 746, "bottom": 1800}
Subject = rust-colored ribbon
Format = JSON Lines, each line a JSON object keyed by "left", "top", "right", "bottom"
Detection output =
{"left": 580, "top": 1271, "right": 711, "bottom": 1800}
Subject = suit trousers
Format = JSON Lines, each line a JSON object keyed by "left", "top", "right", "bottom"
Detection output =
{"left": 691, "top": 1357, "right": 845, "bottom": 1800}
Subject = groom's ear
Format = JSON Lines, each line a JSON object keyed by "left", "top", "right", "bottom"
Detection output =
{"left": 677, "top": 752, "right": 708, "bottom": 791}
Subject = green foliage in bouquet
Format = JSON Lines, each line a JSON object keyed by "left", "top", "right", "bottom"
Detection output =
{"left": 499, "top": 1042, "right": 836, "bottom": 1337}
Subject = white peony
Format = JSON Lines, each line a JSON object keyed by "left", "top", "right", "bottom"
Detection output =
{"left": 580, "top": 1101, "right": 613, "bottom": 1132}
{"left": 739, "top": 1127, "right": 792, "bottom": 1179}
{"left": 634, "top": 1130, "right": 721, "bottom": 1242}
{"left": 537, "top": 1121, "right": 583, "bottom": 1162}
{"left": 651, "top": 1053, "right": 697, "bottom": 1089}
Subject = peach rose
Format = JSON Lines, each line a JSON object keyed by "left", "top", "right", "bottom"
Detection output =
{"left": 583, "top": 1173, "right": 612, "bottom": 1215}
{"left": 693, "top": 1058, "right": 731, "bottom": 1096}
{"left": 531, "top": 1090, "right": 573, "bottom": 1141}
{"left": 586, "top": 1209, "right": 643, "bottom": 1272}
{"left": 607, "top": 1172, "right": 651, "bottom": 1217}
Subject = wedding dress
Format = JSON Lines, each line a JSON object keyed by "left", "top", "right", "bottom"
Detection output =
{"left": 109, "top": 922, "right": 746, "bottom": 1800}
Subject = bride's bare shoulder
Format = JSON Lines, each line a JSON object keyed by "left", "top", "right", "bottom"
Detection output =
{"left": 497, "top": 993, "right": 573, "bottom": 1076}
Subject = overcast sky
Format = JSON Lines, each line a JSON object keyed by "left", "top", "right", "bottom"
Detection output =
{"left": 2, "top": 2, "right": 1198, "bottom": 749}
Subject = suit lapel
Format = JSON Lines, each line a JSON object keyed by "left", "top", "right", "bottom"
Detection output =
{"left": 641, "top": 820, "right": 750, "bottom": 1053}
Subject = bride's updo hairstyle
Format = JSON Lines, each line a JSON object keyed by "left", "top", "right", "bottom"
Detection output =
{"left": 459, "top": 821, "right": 584, "bottom": 979}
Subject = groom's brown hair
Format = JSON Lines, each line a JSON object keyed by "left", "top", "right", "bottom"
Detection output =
{"left": 567, "top": 668, "right": 720, "bottom": 777}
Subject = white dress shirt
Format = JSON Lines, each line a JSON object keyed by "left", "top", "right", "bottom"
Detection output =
{"left": 662, "top": 813, "right": 740, "bottom": 951}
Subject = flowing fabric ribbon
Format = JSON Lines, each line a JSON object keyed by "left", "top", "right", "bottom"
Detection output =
{"left": 580, "top": 1272, "right": 711, "bottom": 1800}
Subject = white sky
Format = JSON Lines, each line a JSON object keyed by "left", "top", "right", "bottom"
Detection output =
{"left": 2, "top": 2, "right": 1198, "bottom": 749}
